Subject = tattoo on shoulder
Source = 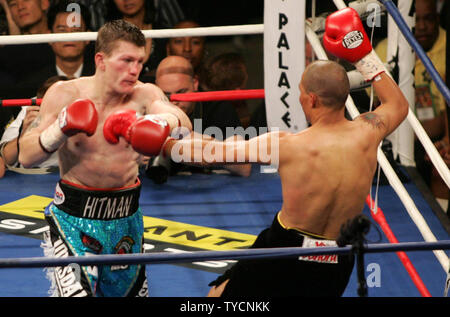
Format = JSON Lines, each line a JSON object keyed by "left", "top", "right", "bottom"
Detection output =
{"left": 358, "top": 112, "right": 385, "bottom": 129}
{"left": 26, "top": 115, "right": 41, "bottom": 131}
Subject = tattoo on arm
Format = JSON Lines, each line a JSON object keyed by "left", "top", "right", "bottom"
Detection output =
{"left": 24, "top": 114, "right": 41, "bottom": 133}
{"left": 358, "top": 112, "right": 385, "bottom": 129}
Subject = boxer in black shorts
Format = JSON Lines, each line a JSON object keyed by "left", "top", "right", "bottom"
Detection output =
{"left": 163, "top": 8, "right": 409, "bottom": 297}
{"left": 209, "top": 213, "right": 354, "bottom": 297}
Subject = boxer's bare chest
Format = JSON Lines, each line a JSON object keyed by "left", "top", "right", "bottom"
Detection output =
{"left": 59, "top": 95, "right": 148, "bottom": 187}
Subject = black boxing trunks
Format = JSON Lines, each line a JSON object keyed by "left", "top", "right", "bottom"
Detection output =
{"left": 209, "top": 213, "right": 355, "bottom": 297}
{"left": 42, "top": 179, "right": 148, "bottom": 297}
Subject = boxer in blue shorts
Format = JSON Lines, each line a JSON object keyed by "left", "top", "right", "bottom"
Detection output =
{"left": 43, "top": 180, "right": 146, "bottom": 297}
{"left": 18, "top": 20, "right": 191, "bottom": 297}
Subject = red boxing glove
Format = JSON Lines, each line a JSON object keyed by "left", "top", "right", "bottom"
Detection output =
{"left": 39, "top": 99, "right": 98, "bottom": 153}
{"left": 103, "top": 109, "right": 138, "bottom": 144}
{"left": 323, "top": 7, "right": 372, "bottom": 63}
{"left": 323, "top": 8, "right": 386, "bottom": 81}
{"left": 60, "top": 99, "right": 98, "bottom": 136}
{"left": 128, "top": 115, "right": 170, "bottom": 156}
{"left": 104, "top": 110, "right": 170, "bottom": 157}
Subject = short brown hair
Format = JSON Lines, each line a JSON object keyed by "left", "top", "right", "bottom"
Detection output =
{"left": 95, "top": 19, "right": 146, "bottom": 55}
{"left": 303, "top": 60, "right": 349, "bottom": 108}
{"left": 203, "top": 53, "right": 247, "bottom": 90}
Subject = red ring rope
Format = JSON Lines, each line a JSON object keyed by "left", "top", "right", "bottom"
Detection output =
{"left": 366, "top": 194, "right": 432, "bottom": 297}
{"left": 0, "top": 98, "right": 41, "bottom": 106}
{"left": 170, "top": 89, "right": 265, "bottom": 102}
{"left": 0, "top": 89, "right": 266, "bottom": 107}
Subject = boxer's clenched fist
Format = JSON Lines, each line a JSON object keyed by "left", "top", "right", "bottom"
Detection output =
{"left": 39, "top": 99, "right": 98, "bottom": 153}
{"left": 103, "top": 109, "right": 170, "bottom": 157}
{"left": 323, "top": 8, "right": 386, "bottom": 81}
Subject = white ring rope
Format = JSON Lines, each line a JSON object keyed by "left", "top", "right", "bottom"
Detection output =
{"left": 408, "top": 112, "right": 450, "bottom": 188}
{"left": 333, "top": 0, "right": 349, "bottom": 11}
{"left": 0, "top": 2, "right": 447, "bottom": 272}
{"left": 0, "top": 24, "right": 264, "bottom": 46}
{"left": 307, "top": 18, "right": 449, "bottom": 273}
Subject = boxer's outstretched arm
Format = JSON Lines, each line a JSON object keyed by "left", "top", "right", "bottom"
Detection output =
{"left": 145, "top": 84, "right": 192, "bottom": 132}
{"left": 222, "top": 135, "right": 252, "bottom": 177}
{"left": 163, "top": 131, "right": 289, "bottom": 166}
{"left": 18, "top": 82, "right": 79, "bottom": 168}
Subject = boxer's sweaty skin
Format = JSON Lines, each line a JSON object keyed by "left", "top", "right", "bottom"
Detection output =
{"left": 19, "top": 41, "right": 191, "bottom": 189}
{"left": 167, "top": 70, "right": 408, "bottom": 240}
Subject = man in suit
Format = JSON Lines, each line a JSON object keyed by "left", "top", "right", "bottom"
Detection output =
{"left": 20, "top": 1, "right": 95, "bottom": 96}
{"left": 0, "top": 0, "right": 53, "bottom": 99}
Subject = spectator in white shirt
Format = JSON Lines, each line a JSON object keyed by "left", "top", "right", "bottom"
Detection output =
{"left": 0, "top": 76, "right": 69, "bottom": 176}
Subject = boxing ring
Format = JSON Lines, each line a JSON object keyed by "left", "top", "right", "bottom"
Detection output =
{"left": 0, "top": 170, "right": 448, "bottom": 297}
{"left": 0, "top": 0, "right": 449, "bottom": 298}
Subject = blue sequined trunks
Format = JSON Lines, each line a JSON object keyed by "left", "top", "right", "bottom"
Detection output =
{"left": 43, "top": 179, "right": 148, "bottom": 297}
